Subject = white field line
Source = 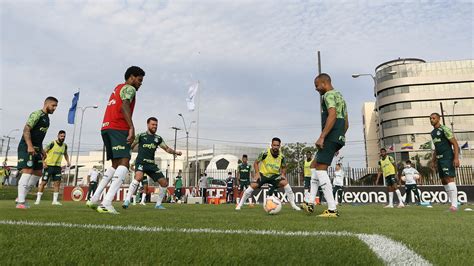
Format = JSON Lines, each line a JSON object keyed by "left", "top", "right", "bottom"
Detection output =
{"left": 0, "top": 220, "right": 431, "bottom": 265}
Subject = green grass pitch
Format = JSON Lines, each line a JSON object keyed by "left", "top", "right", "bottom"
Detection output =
{"left": 0, "top": 199, "right": 473, "bottom": 265}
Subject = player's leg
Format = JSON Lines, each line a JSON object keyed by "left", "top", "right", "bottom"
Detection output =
{"left": 394, "top": 180, "right": 404, "bottom": 208}
{"left": 52, "top": 168, "right": 62, "bottom": 205}
{"left": 236, "top": 180, "right": 260, "bottom": 210}
{"left": 35, "top": 170, "right": 49, "bottom": 205}
{"left": 154, "top": 174, "right": 168, "bottom": 209}
{"left": 140, "top": 180, "right": 148, "bottom": 205}
{"left": 439, "top": 160, "right": 458, "bottom": 211}
{"left": 99, "top": 157, "right": 129, "bottom": 213}
{"left": 16, "top": 145, "right": 33, "bottom": 207}
{"left": 278, "top": 178, "right": 301, "bottom": 211}
{"left": 337, "top": 186, "right": 343, "bottom": 204}
{"left": 123, "top": 170, "right": 143, "bottom": 208}
{"left": 385, "top": 179, "right": 395, "bottom": 208}
{"left": 405, "top": 185, "right": 413, "bottom": 205}
{"left": 25, "top": 158, "right": 43, "bottom": 206}
{"left": 89, "top": 131, "right": 116, "bottom": 207}
{"left": 303, "top": 176, "right": 311, "bottom": 204}
{"left": 413, "top": 185, "right": 421, "bottom": 204}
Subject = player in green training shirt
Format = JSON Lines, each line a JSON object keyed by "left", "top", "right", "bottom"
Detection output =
{"left": 236, "top": 154, "right": 253, "bottom": 205}
{"left": 122, "top": 117, "right": 182, "bottom": 210}
{"left": 430, "top": 113, "right": 460, "bottom": 212}
{"left": 16, "top": 96, "right": 58, "bottom": 209}
{"left": 302, "top": 73, "right": 348, "bottom": 218}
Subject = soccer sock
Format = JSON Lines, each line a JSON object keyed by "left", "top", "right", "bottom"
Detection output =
{"left": 283, "top": 184, "right": 298, "bottom": 208}
{"left": 90, "top": 167, "right": 115, "bottom": 203}
{"left": 17, "top": 173, "right": 32, "bottom": 203}
{"left": 27, "top": 175, "right": 41, "bottom": 193}
{"left": 102, "top": 166, "right": 127, "bottom": 206}
{"left": 395, "top": 189, "right": 403, "bottom": 204}
{"left": 125, "top": 179, "right": 140, "bottom": 202}
{"left": 308, "top": 169, "right": 318, "bottom": 204}
{"left": 316, "top": 170, "right": 337, "bottom": 211}
{"left": 447, "top": 182, "right": 458, "bottom": 207}
{"left": 155, "top": 186, "right": 167, "bottom": 206}
{"left": 414, "top": 189, "right": 421, "bottom": 203}
{"left": 238, "top": 186, "right": 254, "bottom": 208}
{"left": 389, "top": 192, "right": 394, "bottom": 206}
{"left": 141, "top": 192, "right": 146, "bottom": 203}
{"left": 304, "top": 188, "right": 310, "bottom": 203}
{"left": 53, "top": 192, "right": 59, "bottom": 203}
{"left": 36, "top": 192, "right": 43, "bottom": 202}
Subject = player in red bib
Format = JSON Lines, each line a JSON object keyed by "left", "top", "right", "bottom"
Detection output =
{"left": 87, "top": 66, "right": 145, "bottom": 214}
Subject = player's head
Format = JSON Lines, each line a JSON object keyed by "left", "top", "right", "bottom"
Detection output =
{"left": 125, "top": 66, "right": 145, "bottom": 90}
{"left": 44, "top": 96, "right": 58, "bottom": 114}
{"left": 405, "top": 160, "right": 412, "bottom": 167}
{"left": 57, "top": 130, "right": 66, "bottom": 143}
{"left": 430, "top": 113, "right": 441, "bottom": 127}
{"left": 242, "top": 154, "right": 248, "bottom": 163}
{"left": 380, "top": 148, "right": 387, "bottom": 157}
{"left": 336, "top": 163, "right": 342, "bottom": 170}
{"left": 147, "top": 117, "right": 158, "bottom": 134}
{"left": 228, "top": 171, "right": 232, "bottom": 176}
{"left": 178, "top": 169, "right": 182, "bottom": 174}
{"left": 314, "top": 73, "right": 332, "bottom": 95}
{"left": 271, "top": 137, "right": 281, "bottom": 154}
{"left": 306, "top": 150, "right": 312, "bottom": 160}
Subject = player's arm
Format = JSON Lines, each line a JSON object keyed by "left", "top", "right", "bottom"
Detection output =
{"left": 375, "top": 162, "right": 382, "bottom": 185}
{"left": 253, "top": 159, "right": 260, "bottom": 181}
{"left": 316, "top": 108, "right": 336, "bottom": 149}
{"left": 131, "top": 135, "right": 139, "bottom": 150}
{"left": 236, "top": 166, "right": 240, "bottom": 186}
{"left": 448, "top": 137, "right": 460, "bottom": 167}
{"left": 64, "top": 144, "right": 71, "bottom": 167}
{"left": 344, "top": 110, "right": 349, "bottom": 134}
{"left": 160, "top": 143, "right": 182, "bottom": 156}
{"left": 23, "top": 112, "right": 42, "bottom": 154}
{"left": 280, "top": 157, "right": 287, "bottom": 179}
{"left": 121, "top": 99, "right": 135, "bottom": 144}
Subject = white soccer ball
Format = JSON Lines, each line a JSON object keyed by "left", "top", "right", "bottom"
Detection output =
{"left": 264, "top": 196, "right": 282, "bottom": 215}
{"left": 414, "top": 174, "right": 420, "bottom": 180}
{"left": 177, "top": 200, "right": 182, "bottom": 204}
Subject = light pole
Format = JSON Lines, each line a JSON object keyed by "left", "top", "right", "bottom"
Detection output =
{"left": 171, "top": 126, "right": 181, "bottom": 179}
{"left": 74, "top": 105, "right": 98, "bottom": 186}
{"left": 451, "top": 101, "right": 458, "bottom": 132}
{"left": 178, "top": 114, "right": 196, "bottom": 186}
{"left": 3, "top": 129, "right": 19, "bottom": 163}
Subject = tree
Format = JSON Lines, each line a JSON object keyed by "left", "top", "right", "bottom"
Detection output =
{"left": 281, "top": 143, "right": 317, "bottom": 174}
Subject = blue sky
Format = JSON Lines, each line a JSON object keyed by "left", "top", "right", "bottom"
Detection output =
{"left": 1, "top": 0, "right": 472, "bottom": 167}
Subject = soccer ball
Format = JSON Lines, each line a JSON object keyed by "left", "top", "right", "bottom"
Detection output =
{"left": 264, "top": 196, "right": 282, "bottom": 215}
{"left": 414, "top": 174, "right": 420, "bottom": 180}
{"left": 177, "top": 200, "right": 182, "bottom": 204}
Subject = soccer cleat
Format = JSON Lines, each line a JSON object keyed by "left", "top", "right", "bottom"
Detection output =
{"left": 122, "top": 200, "right": 130, "bottom": 209}
{"left": 52, "top": 202, "right": 62, "bottom": 206}
{"left": 97, "top": 205, "right": 120, "bottom": 214}
{"left": 235, "top": 205, "right": 241, "bottom": 211}
{"left": 16, "top": 203, "right": 27, "bottom": 209}
{"left": 301, "top": 202, "right": 314, "bottom": 214}
{"left": 34, "top": 201, "right": 40, "bottom": 205}
{"left": 383, "top": 205, "right": 394, "bottom": 208}
{"left": 140, "top": 202, "right": 146, "bottom": 206}
{"left": 318, "top": 209, "right": 339, "bottom": 218}
{"left": 397, "top": 203, "right": 405, "bottom": 208}
{"left": 449, "top": 206, "right": 458, "bottom": 212}
{"left": 154, "top": 204, "right": 166, "bottom": 210}
{"left": 86, "top": 200, "right": 99, "bottom": 210}
{"left": 292, "top": 204, "right": 302, "bottom": 211}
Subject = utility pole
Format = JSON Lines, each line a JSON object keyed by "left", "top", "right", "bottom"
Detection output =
{"left": 0, "top": 138, "right": 4, "bottom": 159}
{"left": 3, "top": 129, "right": 19, "bottom": 162}
{"left": 440, "top": 102, "right": 446, "bottom": 125}
{"left": 171, "top": 126, "right": 181, "bottom": 178}
{"left": 317, "top": 51, "right": 323, "bottom": 131}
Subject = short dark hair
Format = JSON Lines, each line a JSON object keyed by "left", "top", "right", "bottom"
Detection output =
{"left": 228, "top": 172, "right": 232, "bottom": 175}
{"left": 58, "top": 130, "right": 66, "bottom": 135}
{"left": 336, "top": 163, "right": 342, "bottom": 167}
{"left": 124, "top": 66, "right": 145, "bottom": 80}
{"left": 316, "top": 73, "right": 331, "bottom": 83}
{"left": 430, "top": 112, "right": 441, "bottom": 118}
{"left": 406, "top": 160, "right": 412, "bottom": 164}
{"left": 271, "top": 137, "right": 281, "bottom": 144}
{"left": 45, "top": 96, "right": 58, "bottom": 103}
{"left": 380, "top": 148, "right": 387, "bottom": 152}
{"left": 147, "top": 117, "right": 158, "bottom": 123}
{"left": 242, "top": 154, "right": 247, "bottom": 158}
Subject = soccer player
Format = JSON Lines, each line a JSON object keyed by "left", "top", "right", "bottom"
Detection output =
{"left": 236, "top": 137, "right": 301, "bottom": 211}
{"left": 430, "top": 113, "right": 460, "bottom": 211}
{"left": 225, "top": 171, "right": 235, "bottom": 203}
{"left": 16, "top": 96, "right": 58, "bottom": 209}
{"left": 302, "top": 73, "right": 348, "bottom": 217}
{"left": 375, "top": 148, "right": 405, "bottom": 208}
{"left": 35, "top": 130, "right": 71, "bottom": 205}
{"left": 86, "top": 167, "right": 100, "bottom": 201}
{"left": 122, "top": 117, "right": 182, "bottom": 210}
{"left": 86, "top": 66, "right": 145, "bottom": 214}
{"left": 401, "top": 160, "right": 422, "bottom": 205}
{"left": 302, "top": 150, "right": 312, "bottom": 203}
{"left": 332, "top": 163, "right": 344, "bottom": 205}
{"left": 174, "top": 170, "right": 183, "bottom": 203}
{"left": 236, "top": 154, "right": 252, "bottom": 205}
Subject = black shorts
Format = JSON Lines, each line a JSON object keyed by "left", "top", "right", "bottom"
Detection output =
{"left": 136, "top": 163, "right": 165, "bottom": 182}
{"left": 101, "top": 129, "right": 131, "bottom": 161}
{"left": 17, "top": 144, "right": 43, "bottom": 171}
{"left": 42, "top": 166, "right": 62, "bottom": 182}
{"left": 315, "top": 140, "right": 343, "bottom": 165}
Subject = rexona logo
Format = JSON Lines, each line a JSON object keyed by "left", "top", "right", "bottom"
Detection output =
{"left": 112, "top": 145, "right": 126, "bottom": 151}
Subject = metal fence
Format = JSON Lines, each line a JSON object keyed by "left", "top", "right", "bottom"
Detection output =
{"left": 159, "top": 166, "right": 474, "bottom": 187}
